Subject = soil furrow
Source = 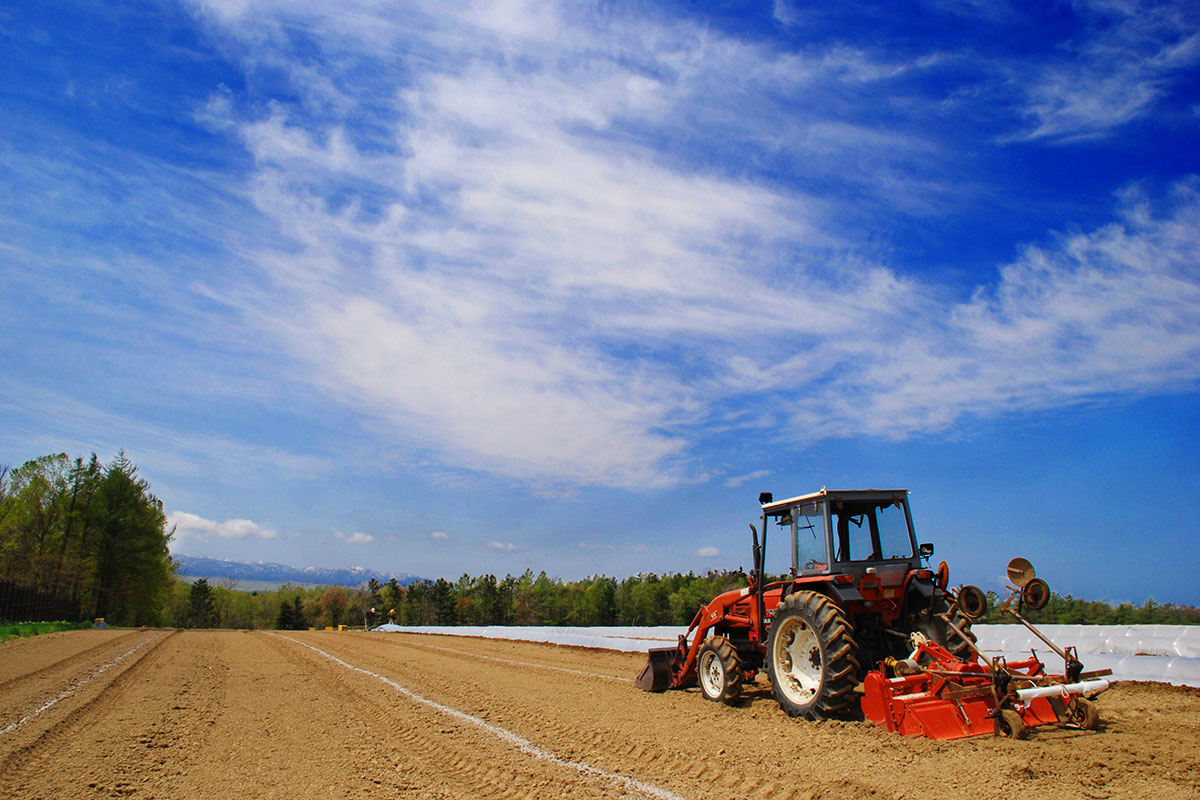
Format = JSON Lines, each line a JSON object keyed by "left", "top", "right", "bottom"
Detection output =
{"left": 265, "top": 632, "right": 685, "bottom": 799}
{"left": 0, "top": 629, "right": 1197, "bottom": 799}
{"left": 0, "top": 628, "right": 141, "bottom": 688}
{"left": 295, "top": 631, "right": 1200, "bottom": 800}
{"left": 0, "top": 630, "right": 167, "bottom": 738}
{"left": 0, "top": 630, "right": 178, "bottom": 793}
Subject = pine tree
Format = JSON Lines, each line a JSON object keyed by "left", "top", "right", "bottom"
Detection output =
{"left": 186, "top": 579, "right": 216, "bottom": 628}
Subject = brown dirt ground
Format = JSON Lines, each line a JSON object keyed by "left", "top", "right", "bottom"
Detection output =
{"left": 1, "top": 629, "right": 1197, "bottom": 799}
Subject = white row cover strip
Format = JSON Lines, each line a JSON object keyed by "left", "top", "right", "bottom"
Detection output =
{"left": 376, "top": 624, "right": 684, "bottom": 653}
{"left": 973, "top": 624, "right": 1200, "bottom": 658}
{"left": 379, "top": 624, "right": 1200, "bottom": 688}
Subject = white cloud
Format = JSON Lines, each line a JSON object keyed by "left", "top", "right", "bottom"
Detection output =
{"left": 578, "top": 542, "right": 616, "bottom": 552}
{"left": 336, "top": 531, "right": 374, "bottom": 544}
{"left": 194, "top": 84, "right": 236, "bottom": 132}
{"left": 695, "top": 546, "right": 721, "bottom": 558}
{"left": 430, "top": 531, "right": 449, "bottom": 541}
{"left": 723, "top": 470, "right": 773, "bottom": 489}
{"left": 1009, "top": 1, "right": 1200, "bottom": 141}
{"left": 788, "top": 179, "right": 1200, "bottom": 438}
{"left": 169, "top": 511, "right": 277, "bottom": 541}
{"left": 771, "top": 0, "right": 809, "bottom": 28}
{"left": 486, "top": 540, "right": 520, "bottom": 553}
{"left": 185, "top": 1, "right": 1200, "bottom": 490}
{"left": 190, "top": 3, "right": 894, "bottom": 489}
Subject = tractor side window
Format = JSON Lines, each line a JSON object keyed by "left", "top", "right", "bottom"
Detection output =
{"left": 795, "top": 513, "right": 826, "bottom": 572}
{"left": 765, "top": 513, "right": 795, "bottom": 577}
{"left": 876, "top": 503, "right": 914, "bottom": 559}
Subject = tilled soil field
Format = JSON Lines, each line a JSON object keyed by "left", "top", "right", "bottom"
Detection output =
{"left": 1, "top": 629, "right": 1198, "bottom": 799}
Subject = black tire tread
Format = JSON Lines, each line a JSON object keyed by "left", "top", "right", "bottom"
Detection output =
{"left": 766, "top": 591, "right": 861, "bottom": 720}
{"left": 698, "top": 635, "right": 744, "bottom": 704}
{"left": 941, "top": 605, "right": 977, "bottom": 661}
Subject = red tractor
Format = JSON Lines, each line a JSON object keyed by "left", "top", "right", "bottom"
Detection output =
{"left": 636, "top": 488, "right": 976, "bottom": 719}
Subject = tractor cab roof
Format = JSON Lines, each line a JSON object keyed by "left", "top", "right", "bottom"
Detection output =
{"left": 761, "top": 488, "right": 909, "bottom": 514}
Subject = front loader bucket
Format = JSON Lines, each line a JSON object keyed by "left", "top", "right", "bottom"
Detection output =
{"left": 635, "top": 647, "right": 680, "bottom": 692}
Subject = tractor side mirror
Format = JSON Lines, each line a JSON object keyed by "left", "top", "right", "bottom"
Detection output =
{"left": 918, "top": 542, "right": 934, "bottom": 559}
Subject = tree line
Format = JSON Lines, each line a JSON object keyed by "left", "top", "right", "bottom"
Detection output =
{"left": 172, "top": 569, "right": 752, "bottom": 631}
{"left": 183, "top": 570, "right": 1200, "bottom": 631}
{"left": 0, "top": 452, "right": 174, "bottom": 625}
{"left": 4, "top": 451, "right": 1197, "bottom": 629}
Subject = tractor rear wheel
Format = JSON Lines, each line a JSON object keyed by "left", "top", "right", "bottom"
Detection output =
{"left": 918, "top": 599, "right": 977, "bottom": 661}
{"left": 941, "top": 607, "right": 977, "bottom": 660}
{"left": 697, "top": 635, "right": 743, "bottom": 704}
{"left": 766, "top": 591, "right": 860, "bottom": 719}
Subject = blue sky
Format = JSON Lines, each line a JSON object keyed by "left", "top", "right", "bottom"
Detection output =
{"left": 3, "top": 0, "right": 1199, "bottom": 604}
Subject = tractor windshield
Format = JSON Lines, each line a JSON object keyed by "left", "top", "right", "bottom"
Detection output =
{"left": 833, "top": 500, "right": 914, "bottom": 562}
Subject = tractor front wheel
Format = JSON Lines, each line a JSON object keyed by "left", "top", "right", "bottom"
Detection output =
{"left": 766, "top": 591, "right": 860, "bottom": 719}
{"left": 697, "top": 636, "right": 743, "bottom": 704}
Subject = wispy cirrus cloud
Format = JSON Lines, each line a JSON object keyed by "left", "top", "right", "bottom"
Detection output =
{"left": 578, "top": 542, "right": 616, "bottom": 552}
{"left": 787, "top": 179, "right": 1200, "bottom": 439}
{"left": 0, "top": 384, "right": 331, "bottom": 483}
{"left": 8, "top": 0, "right": 1184, "bottom": 496}
{"left": 177, "top": 0, "right": 1200, "bottom": 491}
{"left": 1008, "top": 0, "right": 1200, "bottom": 141}
{"left": 724, "top": 470, "right": 773, "bottom": 489}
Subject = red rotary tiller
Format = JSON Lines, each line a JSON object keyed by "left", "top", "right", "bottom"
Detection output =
{"left": 862, "top": 558, "right": 1112, "bottom": 740}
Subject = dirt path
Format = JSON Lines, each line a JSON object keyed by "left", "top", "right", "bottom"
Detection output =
{"left": 1, "top": 629, "right": 1197, "bottom": 799}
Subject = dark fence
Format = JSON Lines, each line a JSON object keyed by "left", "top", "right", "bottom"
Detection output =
{"left": 0, "top": 580, "right": 81, "bottom": 624}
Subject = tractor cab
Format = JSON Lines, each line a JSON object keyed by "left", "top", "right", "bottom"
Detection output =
{"left": 756, "top": 489, "right": 947, "bottom": 665}
{"left": 761, "top": 489, "right": 927, "bottom": 583}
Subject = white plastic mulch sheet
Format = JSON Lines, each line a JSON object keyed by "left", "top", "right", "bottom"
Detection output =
{"left": 973, "top": 624, "right": 1200, "bottom": 687}
{"left": 375, "top": 623, "right": 1200, "bottom": 688}
{"left": 373, "top": 624, "right": 684, "bottom": 653}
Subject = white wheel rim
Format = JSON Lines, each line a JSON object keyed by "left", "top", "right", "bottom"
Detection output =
{"left": 773, "top": 616, "right": 822, "bottom": 705}
{"left": 699, "top": 649, "right": 725, "bottom": 698}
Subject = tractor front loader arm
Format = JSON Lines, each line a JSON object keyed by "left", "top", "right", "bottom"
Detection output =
{"left": 634, "top": 587, "right": 754, "bottom": 691}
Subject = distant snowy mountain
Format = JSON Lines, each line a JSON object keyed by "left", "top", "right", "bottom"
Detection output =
{"left": 174, "top": 554, "right": 424, "bottom": 587}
